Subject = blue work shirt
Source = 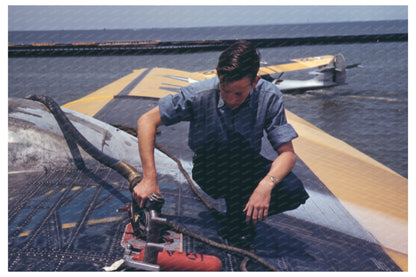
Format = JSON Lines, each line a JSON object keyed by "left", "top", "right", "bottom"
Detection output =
{"left": 159, "top": 77, "right": 298, "bottom": 156}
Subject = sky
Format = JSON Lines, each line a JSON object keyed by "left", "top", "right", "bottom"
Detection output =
{"left": 7, "top": 3, "right": 409, "bottom": 31}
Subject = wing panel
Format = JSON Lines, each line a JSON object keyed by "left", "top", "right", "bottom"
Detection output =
{"left": 128, "top": 68, "right": 205, "bottom": 98}
{"left": 62, "top": 69, "right": 147, "bottom": 116}
{"left": 259, "top": 55, "right": 334, "bottom": 74}
{"left": 286, "top": 110, "right": 408, "bottom": 268}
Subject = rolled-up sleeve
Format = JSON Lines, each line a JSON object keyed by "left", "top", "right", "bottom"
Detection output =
{"left": 159, "top": 88, "right": 194, "bottom": 126}
{"left": 267, "top": 123, "right": 298, "bottom": 150}
{"left": 265, "top": 94, "right": 298, "bottom": 150}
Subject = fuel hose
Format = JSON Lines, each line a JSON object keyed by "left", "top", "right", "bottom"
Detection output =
{"left": 25, "top": 95, "right": 142, "bottom": 187}
{"left": 26, "top": 94, "right": 278, "bottom": 272}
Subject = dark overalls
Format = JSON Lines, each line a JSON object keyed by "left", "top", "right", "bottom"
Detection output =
{"left": 192, "top": 128, "right": 309, "bottom": 240}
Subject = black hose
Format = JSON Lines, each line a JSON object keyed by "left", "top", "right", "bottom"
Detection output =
{"left": 25, "top": 95, "right": 142, "bottom": 187}
{"left": 111, "top": 124, "right": 279, "bottom": 272}
{"left": 27, "top": 95, "right": 278, "bottom": 271}
{"left": 240, "top": 253, "right": 252, "bottom": 271}
{"left": 153, "top": 143, "right": 221, "bottom": 217}
{"left": 165, "top": 220, "right": 278, "bottom": 271}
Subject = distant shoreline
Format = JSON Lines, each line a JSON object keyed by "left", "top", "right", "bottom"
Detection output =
{"left": 8, "top": 33, "right": 408, "bottom": 57}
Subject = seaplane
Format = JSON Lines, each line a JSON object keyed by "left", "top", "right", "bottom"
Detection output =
{"left": 8, "top": 53, "right": 406, "bottom": 271}
{"left": 163, "top": 54, "right": 359, "bottom": 93}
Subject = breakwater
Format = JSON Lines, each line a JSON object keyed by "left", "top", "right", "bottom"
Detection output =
{"left": 8, "top": 33, "right": 407, "bottom": 57}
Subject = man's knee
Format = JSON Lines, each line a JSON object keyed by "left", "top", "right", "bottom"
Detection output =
{"left": 268, "top": 172, "right": 309, "bottom": 215}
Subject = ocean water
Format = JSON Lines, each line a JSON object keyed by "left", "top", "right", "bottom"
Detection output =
{"left": 8, "top": 21, "right": 408, "bottom": 177}
{"left": 9, "top": 20, "right": 407, "bottom": 44}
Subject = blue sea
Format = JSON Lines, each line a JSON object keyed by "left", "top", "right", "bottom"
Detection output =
{"left": 8, "top": 20, "right": 408, "bottom": 177}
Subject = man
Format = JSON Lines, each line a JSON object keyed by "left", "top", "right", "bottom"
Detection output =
{"left": 133, "top": 40, "right": 309, "bottom": 248}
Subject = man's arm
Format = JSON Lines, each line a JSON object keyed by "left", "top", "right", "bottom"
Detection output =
{"left": 243, "top": 141, "right": 296, "bottom": 224}
{"left": 133, "top": 106, "right": 163, "bottom": 207}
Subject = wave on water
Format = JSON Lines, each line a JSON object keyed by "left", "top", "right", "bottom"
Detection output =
{"left": 347, "top": 95, "right": 406, "bottom": 103}
{"left": 298, "top": 89, "right": 406, "bottom": 104}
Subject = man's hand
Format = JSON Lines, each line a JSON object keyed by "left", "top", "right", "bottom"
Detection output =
{"left": 243, "top": 179, "right": 274, "bottom": 225}
{"left": 135, "top": 106, "right": 163, "bottom": 208}
{"left": 242, "top": 141, "right": 296, "bottom": 225}
{"left": 132, "top": 177, "right": 160, "bottom": 208}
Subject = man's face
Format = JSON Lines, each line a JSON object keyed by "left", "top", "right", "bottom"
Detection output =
{"left": 219, "top": 76, "right": 259, "bottom": 110}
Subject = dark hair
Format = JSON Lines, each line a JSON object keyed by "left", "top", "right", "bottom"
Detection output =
{"left": 216, "top": 40, "right": 260, "bottom": 84}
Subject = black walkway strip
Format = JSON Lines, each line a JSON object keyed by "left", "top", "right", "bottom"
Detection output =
{"left": 117, "top": 69, "right": 151, "bottom": 96}
{"left": 93, "top": 69, "right": 151, "bottom": 119}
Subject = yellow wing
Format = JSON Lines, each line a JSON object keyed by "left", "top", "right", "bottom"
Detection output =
{"left": 259, "top": 55, "right": 334, "bottom": 75}
{"left": 62, "top": 68, "right": 209, "bottom": 116}
{"left": 61, "top": 59, "right": 407, "bottom": 270}
{"left": 63, "top": 55, "right": 336, "bottom": 116}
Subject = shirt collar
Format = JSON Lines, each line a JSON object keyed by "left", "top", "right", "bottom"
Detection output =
{"left": 217, "top": 88, "right": 254, "bottom": 110}
{"left": 218, "top": 92, "right": 225, "bottom": 109}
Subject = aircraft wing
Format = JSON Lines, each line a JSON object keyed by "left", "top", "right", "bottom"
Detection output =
{"left": 198, "top": 55, "right": 336, "bottom": 77}
{"left": 62, "top": 65, "right": 407, "bottom": 271}
{"left": 63, "top": 55, "right": 338, "bottom": 115}
{"left": 258, "top": 55, "right": 335, "bottom": 75}
{"left": 62, "top": 68, "right": 210, "bottom": 116}
{"left": 9, "top": 59, "right": 407, "bottom": 271}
